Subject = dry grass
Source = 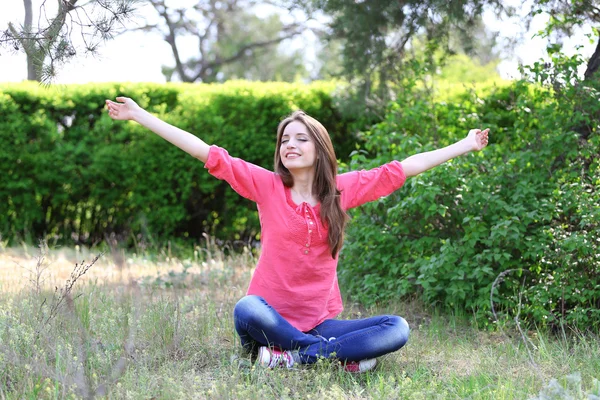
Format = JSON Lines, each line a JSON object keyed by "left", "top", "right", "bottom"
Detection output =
{"left": 0, "top": 243, "right": 251, "bottom": 298}
{"left": 0, "top": 244, "right": 598, "bottom": 399}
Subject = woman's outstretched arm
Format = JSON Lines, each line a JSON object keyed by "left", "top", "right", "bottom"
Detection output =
{"left": 400, "top": 128, "right": 489, "bottom": 177}
{"left": 105, "top": 96, "right": 210, "bottom": 163}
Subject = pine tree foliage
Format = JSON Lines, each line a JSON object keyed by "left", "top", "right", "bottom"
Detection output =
{"left": 0, "top": 0, "right": 140, "bottom": 83}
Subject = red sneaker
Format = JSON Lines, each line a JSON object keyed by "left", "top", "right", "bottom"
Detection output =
{"left": 257, "top": 346, "right": 295, "bottom": 369}
{"left": 342, "top": 358, "right": 377, "bottom": 373}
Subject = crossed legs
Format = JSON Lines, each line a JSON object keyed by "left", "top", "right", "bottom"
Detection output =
{"left": 233, "top": 295, "right": 409, "bottom": 364}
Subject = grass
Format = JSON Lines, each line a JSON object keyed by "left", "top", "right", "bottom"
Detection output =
{"left": 0, "top": 243, "right": 599, "bottom": 399}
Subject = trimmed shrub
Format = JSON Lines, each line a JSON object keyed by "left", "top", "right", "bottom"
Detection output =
{"left": 0, "top": 81, "right": 360, "bottom": 247}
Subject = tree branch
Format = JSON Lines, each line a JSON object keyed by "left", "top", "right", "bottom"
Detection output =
{"left": 150, "top": 0, "right": 188, "bottom": 81}
{"left": 584, "top": 33, "right": 600, "bottom": 80}
{"left": 197, "top": 25, "right": 304, "bottom": 81}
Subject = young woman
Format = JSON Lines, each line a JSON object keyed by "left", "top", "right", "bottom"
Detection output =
{"left": 105, "top": 96, "right": 489, "bottom": 372}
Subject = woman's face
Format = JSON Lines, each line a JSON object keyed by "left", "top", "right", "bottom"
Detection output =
{"left": 279, "top": 121, "right": 317, "bottom": 173}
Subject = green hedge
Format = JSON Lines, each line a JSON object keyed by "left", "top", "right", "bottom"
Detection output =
{"left": 338, "top": 56, "right": 599, "bottom": 330}
{"left": 0, "top": 80, "right": 360, "bottom": 247}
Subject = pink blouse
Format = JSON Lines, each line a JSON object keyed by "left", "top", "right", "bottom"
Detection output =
{"left": 205, "top": 145, "right": 406, "bottom": 332}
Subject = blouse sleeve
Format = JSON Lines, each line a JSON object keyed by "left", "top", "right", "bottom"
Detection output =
{"left": 204, "top": 145, "right": 275, "bottom": 204}
{"left": 337, "top": 161, "right": 406, "bottom": 210}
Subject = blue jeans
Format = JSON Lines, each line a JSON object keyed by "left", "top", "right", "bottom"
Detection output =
{"left": 233, "top": 295, "right": 409, "bottom": 364}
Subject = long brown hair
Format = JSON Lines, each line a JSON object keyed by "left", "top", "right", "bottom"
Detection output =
{"left": 274, "top": 110, "right": 349, "bottom": 258}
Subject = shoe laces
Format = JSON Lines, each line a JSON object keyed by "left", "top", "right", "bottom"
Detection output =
{"left": 268, "top": 348, "right": 294, "bottom": 368}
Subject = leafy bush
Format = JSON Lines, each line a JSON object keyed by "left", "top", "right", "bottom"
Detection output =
{"left": 0, "top": 81, "right": 361, "bottom": 247}
{"left": 339, "top": 55, "right": 599, "bottom": 330}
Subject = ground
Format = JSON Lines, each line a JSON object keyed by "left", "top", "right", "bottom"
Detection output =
{"left": 0, "top": 244, "right": 598, "bottom": 399}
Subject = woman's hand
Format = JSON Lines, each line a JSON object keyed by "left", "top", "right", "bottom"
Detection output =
{"left": 466, "top": 128, "right": 490, "bottom": 151}
{"left": 105, "top": 96, "right": 142, "bottom": 121}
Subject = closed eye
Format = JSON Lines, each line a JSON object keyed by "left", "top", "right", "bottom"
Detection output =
{"left": 281, "top": 135, "right": 309, "bottom": 144}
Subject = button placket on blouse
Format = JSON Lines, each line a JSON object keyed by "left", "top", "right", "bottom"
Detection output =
{"left": 305, "top": 209, "right": 312, "bottom": 252}
{"left": 301, "top": 203, "right": 316, "bottom": 255}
